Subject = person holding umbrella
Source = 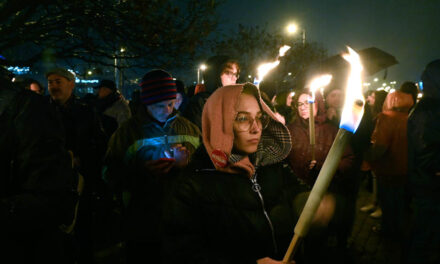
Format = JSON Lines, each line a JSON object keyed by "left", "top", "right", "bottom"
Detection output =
{"left": 162, "top": 83, "right": 334, "bottom": 263}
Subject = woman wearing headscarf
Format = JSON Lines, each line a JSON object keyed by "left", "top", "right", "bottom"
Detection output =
{"left": 286, "top": 89, "right": 356, "bottom": 262}
{"left": 162, "top": 83, "right": 334, "bottom": 264}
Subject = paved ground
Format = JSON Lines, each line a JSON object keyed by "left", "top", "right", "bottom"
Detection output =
{"left": 94, "top": 177, "right": 407, "bottom": 264}
{"left": 346, "top": 178, "right": 406, "bottom": 264}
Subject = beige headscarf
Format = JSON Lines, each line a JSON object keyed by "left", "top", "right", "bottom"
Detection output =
{"left": 201, "top": 83, "right": 292, "bottom": 178}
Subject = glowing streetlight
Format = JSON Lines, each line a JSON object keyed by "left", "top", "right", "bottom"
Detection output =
{"left": 286, "top": 22, "right": 305, "bottom": 45}
{"left": 197, "top": 64, "right": 207, "bottom": 84}
{"left": 286, "top": 24, "right": 298, "bottom": 34}
{"left": 114, "top": 47, "right": 126, "bottom": 90}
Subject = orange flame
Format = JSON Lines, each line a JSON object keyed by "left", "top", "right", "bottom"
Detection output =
{"left": 308, "top": 74, "right": 332, "bottom": 102}
{"left": 257, "top": 45, "right": 291, "bottom": 83}
{"left": 340, "top": 47, "right": 365, "bottom": 133}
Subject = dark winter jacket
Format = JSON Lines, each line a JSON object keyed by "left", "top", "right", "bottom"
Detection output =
{"left": 162, "top": 147, "right": 304, "bottom": 263}
{"left": 0, "top": 82, "right": 77, "bottom": 259}
{"left": 408, "top": 60, "right": 440, "bottom": 200}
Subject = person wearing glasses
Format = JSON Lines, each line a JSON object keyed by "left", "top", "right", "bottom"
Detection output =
{"left": 182, "top": 55, "right": 240, "bottom": 129}
{"left": 163, "top": 83, "right": 334, "bottom": 263}
{"left": 286, "top": 89, "right": 355, "bottom": 262}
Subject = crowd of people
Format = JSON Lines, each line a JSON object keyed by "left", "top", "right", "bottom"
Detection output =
{"left": 1, "top": 56, "right": 439, "bottom": 264}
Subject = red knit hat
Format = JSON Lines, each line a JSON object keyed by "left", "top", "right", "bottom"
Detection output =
{"left": 139, "top": 69, "right": 177, "bottom": 105}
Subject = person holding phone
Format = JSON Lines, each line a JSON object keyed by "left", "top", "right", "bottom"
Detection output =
{"left": 104, "top": 69, "right": 201, "bottom": 263}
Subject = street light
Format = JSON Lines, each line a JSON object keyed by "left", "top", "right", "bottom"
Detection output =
{"left": 286, "top": 22, "right": 305, "bottom": 46}
{"left": 197, "top": 64, "right": 207, "bottom": 84}
{"left": 287, "top": 24, "right": 298, "bottom": 34}
{"left": 114, "top": 47, "right": 126, "bottom": 90}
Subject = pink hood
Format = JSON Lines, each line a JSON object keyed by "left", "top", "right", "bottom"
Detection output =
{"left": 202, "top": 83, "right": 292, "bottom": 178}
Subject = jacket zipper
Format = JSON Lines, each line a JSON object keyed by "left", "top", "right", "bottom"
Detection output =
{"left": 250, "top": 172, "right": 278, "bottom": 254}
{"left": 196, "top": 168, "right": 279, "bottom": 254}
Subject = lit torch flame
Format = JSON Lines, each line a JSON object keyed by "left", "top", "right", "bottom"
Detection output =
{"left": 308, "top": 74, "right": 332, "bottom": 103}
{"left": 279, "top": 45, "right": 291, "bottom": 57}
{"left": 256, "top": 45, "right": 291, "bottom": 83}
{"left": 340, "top": 47, "right": 365, "bottom": 133}
{"left": 282, "top": 47, "right": 365, "bottom": 263}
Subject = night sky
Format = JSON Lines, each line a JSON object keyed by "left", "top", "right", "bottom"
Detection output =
{"left": 218, "top": 0, "right": 440, "bottom": 85}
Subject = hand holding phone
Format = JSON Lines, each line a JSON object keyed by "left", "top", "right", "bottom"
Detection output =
{"left": 158, "top": 158, "right": 176, "bottom": 162}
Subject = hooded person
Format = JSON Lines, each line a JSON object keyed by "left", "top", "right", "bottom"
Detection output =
{"left": 182, "top": 55, "right": 240, "bottom": 129}
{"left": 407, "top": 59, "right": 440, "bottom": 264}
{"left": 162, "top": 83, "right": 334, "bottom": 264}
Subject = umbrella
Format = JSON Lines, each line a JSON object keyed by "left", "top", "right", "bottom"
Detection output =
{"left": 308, "top": 47, "right": 398, "bottom": 77}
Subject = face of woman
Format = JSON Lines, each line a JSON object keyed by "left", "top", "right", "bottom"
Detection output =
{"left": 367, "top": 92, "right": 375, "bottom": 106}
{"left": 297, "top": 93, "right": 317, "bottom": 120}
{"left": 233, "top": 93, "right": 263, "bottom": 155}
{"left": 325, "top": 89, "right": 343, "bottom": 109}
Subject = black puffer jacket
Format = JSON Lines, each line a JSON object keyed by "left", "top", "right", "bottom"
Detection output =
{"left": 162, "top": 147, "right": 306, "bottom": 263}
{"left": 408, "top": 60, "right": 440, "bottom": 200}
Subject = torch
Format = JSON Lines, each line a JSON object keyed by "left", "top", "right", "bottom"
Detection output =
{"left": 283, "top": 47, "right": 365, "bottom": 262}
{"left": 307, "top": 74, "right": 332, "bottom": 160}
{"left": 254, "top": 45, "right": 291, "bottom": 87}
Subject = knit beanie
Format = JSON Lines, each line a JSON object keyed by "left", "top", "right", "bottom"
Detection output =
{"left": 140, "top": 69, "right": 177, "bottom": 105}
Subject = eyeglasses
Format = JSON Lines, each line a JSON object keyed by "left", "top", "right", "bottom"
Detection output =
{"left": 234, "top": 113, "right": 269, "bottom": 132}
{"left": 296, "top": 101, "right": 310, "bottom": 108}
{"left": 223, "top": 70, "right": 239, "bottom": 79}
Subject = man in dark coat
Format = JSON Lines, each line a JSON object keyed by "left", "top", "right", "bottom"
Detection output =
{"left": 0, "top": 68, "right": 77, "bottom": 262}
{"left": 46, "top": 67, "right": 106, "bottom": 262}
{"left": 407, "top": 59, "right": 440, "bottom": 264}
